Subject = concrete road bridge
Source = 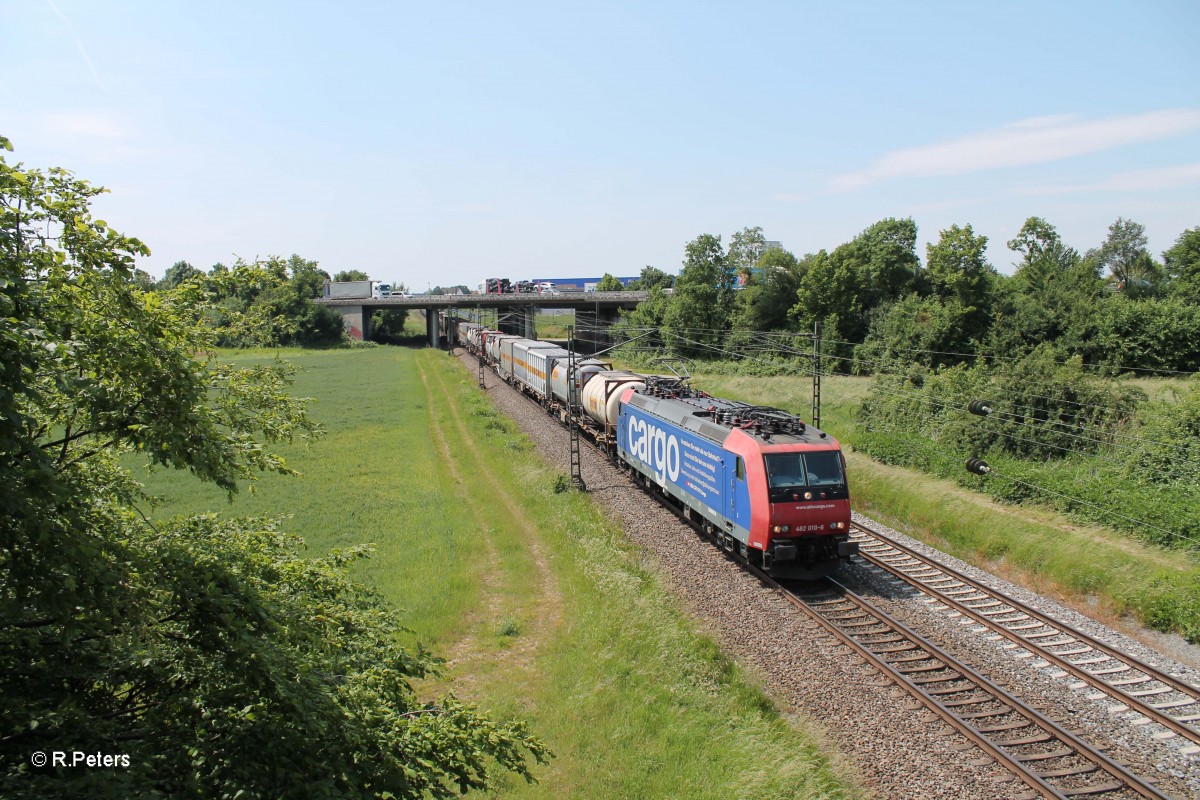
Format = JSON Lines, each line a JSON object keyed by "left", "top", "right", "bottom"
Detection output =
{"left": 317, "top": 291, "right": 648, "bottom": 351}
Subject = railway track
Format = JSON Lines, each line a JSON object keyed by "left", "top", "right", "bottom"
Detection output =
{"left": 849, "top": 521, "right": 1200, "bottom": 758}
{"left": 776, "top": 575, "right": 1174, "bottom": 799}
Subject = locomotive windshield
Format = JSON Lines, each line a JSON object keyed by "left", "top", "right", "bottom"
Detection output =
{"left": 764, "top": 451, "right": 845, "bottom": 491}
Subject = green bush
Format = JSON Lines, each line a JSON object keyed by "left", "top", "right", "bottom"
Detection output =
{"left": 854, "top": 350, "right": 1200, "bottom": 554}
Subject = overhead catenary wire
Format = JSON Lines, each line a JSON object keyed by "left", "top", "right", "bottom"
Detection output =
{"left": 761, "top": 339, "right": 1199, "bottom": 460}
{"left": 862, "top": 411, "right": 1200, "bottom": 548}
{"left": 610, "top": 317, "right": 1196, "bottom": 417}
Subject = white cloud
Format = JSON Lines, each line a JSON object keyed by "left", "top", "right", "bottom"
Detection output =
{"left": 829, "top": 109, "right": 1200, "bottom": 191}
{"left": 1017, "top": 163, "right": 1200, "bottom": 195}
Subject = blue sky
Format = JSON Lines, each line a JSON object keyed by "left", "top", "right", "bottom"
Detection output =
{"left": 3, "top": 1, "right": 1198, "bottom": 288}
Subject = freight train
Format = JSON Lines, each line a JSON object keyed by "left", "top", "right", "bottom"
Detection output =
{"left": 452, "top": 319, "right": 857, "bottom": 579}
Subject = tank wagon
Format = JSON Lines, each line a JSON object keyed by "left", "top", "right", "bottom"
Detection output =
{"left": 447, "top": 319, "right": 856, "bottom": 578}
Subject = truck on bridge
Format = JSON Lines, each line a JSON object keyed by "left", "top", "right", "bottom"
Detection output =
{"left": 323, "top": 280, "right": 406, "bottom": 299}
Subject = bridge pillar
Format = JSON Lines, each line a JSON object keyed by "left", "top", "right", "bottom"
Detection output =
{"left": 522, "top": 306, "right": 537, "bottom": 339}
{"left": 497, "top": 311, "right": 522, "bottom": 336}
{"left": 337, "top": 305, "right": 368, "bottom": 341}
{"left": 574, "top": 308, "right": 614, "bottom": 354}
{"left": 426, "top": 309, "right": 440, "bottom": 348}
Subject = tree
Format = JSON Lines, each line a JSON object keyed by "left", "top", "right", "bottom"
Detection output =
{"left": 1006, "top": 216, "right": 1063, "bottom": 268}
{"left": 791, "top": 248, "right": 866, "bottom": 343}
{"left": 663, "top": 233, "right": 734, "bottom": 356}
{"left": 130, "top": 267, "right": 156, "bottom": 291}
{"left": 1092, "top": 217, "right": 1160, "bottom": 295}
{"left": 627, "top": 265, "right": 673, "bottom": 291}
{"left": 727, "top": 226, "right": 766, "bottom": 287}
{"left": 595, "top": 272, "right": 624, "bottom": 291}
{"left": 827, "top": 217, "right": 920, "bottom": 307}
{"left": 1163, "top": 226, "right": 1200, "bottom": 304}
{"left": 159, "top": 259, "right": 202, "bottom": 290}
{"left": 925, "top": 223, "right": 995, "bottom": 342}
{"left": 0, "top": 136, "right": 547, "bottom": 798}
{"left": 333, "top": 269, "right": 369, "bottom": 282}
{"left": 259, "top": 256, "right": 346, "bottom": 346}
{"left": 991, "top": 217, "right": 1105, "bottom": 358}
{"left": 731, "top": 246, "right": 802, "bottom": 334}
{"left": 791, "top": 218, "right": 920, "bottom": 348}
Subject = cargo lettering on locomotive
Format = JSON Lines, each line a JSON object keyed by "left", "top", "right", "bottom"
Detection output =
{"left": 622, "top": 406, "right": 726, "bottom": 508}
{"left": 627, "top": 416, "right": 680, "bottom": 484}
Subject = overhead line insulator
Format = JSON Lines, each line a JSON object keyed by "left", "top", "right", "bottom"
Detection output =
{"left": 967, "top": 399, "right": 993, "bottom": 417}
{"left": 965, "top": 458, "right": 991, "bottom": 476}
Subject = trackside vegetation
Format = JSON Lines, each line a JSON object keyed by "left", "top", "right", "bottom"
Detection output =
{"left": 137, "top": 347, "right": 861, "bottom": 799}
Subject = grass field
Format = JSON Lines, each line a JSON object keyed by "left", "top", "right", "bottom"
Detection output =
{"left": 132, "top": 347, "right": 859, "bottom": 799}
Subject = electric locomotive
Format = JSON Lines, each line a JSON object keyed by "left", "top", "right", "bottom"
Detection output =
{"left": 616, "top": 378, "right": 855, "bottom": 579}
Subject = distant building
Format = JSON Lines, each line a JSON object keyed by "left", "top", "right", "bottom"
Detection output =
{"left": 531, "top": 276, "right": 638, "bottom": 291}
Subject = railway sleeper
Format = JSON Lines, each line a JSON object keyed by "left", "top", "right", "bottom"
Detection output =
{"left": 941, "top": 696, "right": 995, "bottom": 708}
{"left": 1055, "top": 780, "right": 1123, "bottom": 796}
{"left": 921, "top": 686, "right": 979, "bottom": 695}
{"left": 885, "top": 653, "right": 937, "bottom": 665}
{"left": 958, "top": 707, "right": 1014, "bottom": 720}
{"left": 975, "top": 720, "right": 1036, "bottom": 734}
{"left": 992, "top": 732, "right": 1053, "bottom": 746}
{"left": 913, "top": 679, "right": 966, "bottom": 693}
{"left": 1035, "top": 764, "right": 1099, "bottom": 779}
{"left": 898, "top": 662, "right": 949, "bottom": 674}
{"left": 1014, "top": 747, "right": 1075, "bottom": 762}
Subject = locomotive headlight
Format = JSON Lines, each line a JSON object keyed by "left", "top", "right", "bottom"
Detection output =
{"left": 772, "top": 524, "right": 790, "bottom": 533}
{"left": 803, "top": 491, "right": 813, "bottom": 500}
{"left": 830, "top": 521, "right": 845, "bottom": 530}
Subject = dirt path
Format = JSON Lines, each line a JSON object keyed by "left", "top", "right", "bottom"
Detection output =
{"left": 414, "top": 354, "right": 563, "bottom": 691}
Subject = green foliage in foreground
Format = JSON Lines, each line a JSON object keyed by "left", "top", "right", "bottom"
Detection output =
{"left": 0, "top": 137, "right": 545, "bottom": 798}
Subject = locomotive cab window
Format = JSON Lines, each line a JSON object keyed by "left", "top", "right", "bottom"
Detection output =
{"left": 764, "top": 453, "right": 806, "bottom": 489}
{"left": 764, "top": 451, "right": 846, "bottom": 499}
{"left": 735, "top": 456, "right": 745, "bottom": 481}
{"left": 803, "top": 451, "right": 844, "bottom": 487}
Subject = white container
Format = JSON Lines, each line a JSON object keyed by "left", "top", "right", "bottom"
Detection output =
{"left": 485, "top": 334, "right": 519, "bottom": 365}
{"left": 500, "top": 338, "right": 557, "bottom": 380}
{"left": 513, "top": 344, "right": 568, "bottom": 400}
